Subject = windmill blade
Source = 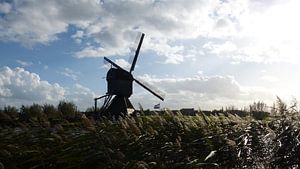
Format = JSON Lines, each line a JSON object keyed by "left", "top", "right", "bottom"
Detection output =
{"left": 128, "top": 32, "right": 143, "bottom": 66}
{"left": 103, "top": 57, "right": 112, "bottom": 69}
{"left": 130, "top": 33, "right": 145, "bottom": 73}
{"left": 103, "top": 57, "right": 128, "bottom": 72}
{"left": 133, "top": 77, "right": 165, "bottom": 101}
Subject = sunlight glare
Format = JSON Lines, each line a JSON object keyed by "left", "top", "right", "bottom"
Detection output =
{"left": 241, "top": 0, "right": 300, "bottom": 63}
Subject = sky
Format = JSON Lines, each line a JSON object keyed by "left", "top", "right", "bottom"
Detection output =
{"left": 1, "top": 0, "right": 300, "bottom": 110}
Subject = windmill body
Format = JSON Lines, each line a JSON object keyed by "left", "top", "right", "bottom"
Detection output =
{"left": 106, "top": 68, "right": 133, "bottom": 97}
{"left": 94, "top": 33, "right": 164, "bottom": 119}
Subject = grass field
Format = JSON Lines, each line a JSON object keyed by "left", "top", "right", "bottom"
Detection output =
{"left": 1, "top": 100, "right": 300, "bottom": 169}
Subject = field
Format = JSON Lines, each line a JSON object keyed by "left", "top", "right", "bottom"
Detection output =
{"left": 1, "top": 101, "right": 300, "bottom": 169}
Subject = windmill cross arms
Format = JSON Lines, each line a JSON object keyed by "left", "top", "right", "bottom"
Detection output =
{"left": 130, "top": 33, "right": 145, "bottom": 73}
{"left": 133, "top": 77, "right": 165, "bottom": 101}
{"left": 104, "top": 57, "right": 128, "bottom": 72}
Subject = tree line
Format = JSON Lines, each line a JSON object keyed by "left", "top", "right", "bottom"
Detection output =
{"left": 0, "top": 99, "right": 277, "bottom": 127}
{"left": 0, "top": 101, "right": 81, "bottom": 126}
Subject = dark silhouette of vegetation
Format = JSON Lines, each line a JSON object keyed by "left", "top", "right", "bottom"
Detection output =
{"left": 43, "top": 104, "right": 61, "bottom": 123}
{"left": 1, "top": 98, "right": 300, "bottom": 168}
{"left": 250, "top": 101, "right": 269, "bottom": 120}
{"left": 58, "top": 100, "right": 78, "bottom": 121}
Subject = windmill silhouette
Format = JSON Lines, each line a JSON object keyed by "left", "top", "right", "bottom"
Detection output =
{"left": 94, "top": 33, "right": 164, "bottom": 119}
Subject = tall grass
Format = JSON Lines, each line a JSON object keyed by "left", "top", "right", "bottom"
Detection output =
{"left": 1, "top": 99, "right": 300, "bottom": 168}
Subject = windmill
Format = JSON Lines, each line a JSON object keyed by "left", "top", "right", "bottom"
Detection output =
{"left": 94, "top": 33, "right": 165, "bottom": 119}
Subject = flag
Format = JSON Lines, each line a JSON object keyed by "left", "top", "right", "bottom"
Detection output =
{"left": 154, "top": 103, "right": 160, "bottom": 109}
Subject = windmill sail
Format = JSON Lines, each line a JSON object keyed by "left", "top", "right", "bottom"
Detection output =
{"left": 104, "top": 57, "right": 127, "bottom": 71}
{"left": 134, "top": 77, "right": 165, "bottom": 101}
{"left": 103, "top": 57, "right": 112, "bottom": 69}
{"left": 130, "top": 33, "right": 145, "bottom": 73}
{"left": 128, "top": 32, "right": 143, "bottom": 70}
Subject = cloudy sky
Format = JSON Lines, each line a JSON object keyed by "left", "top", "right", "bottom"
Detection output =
{"left": 1, "top": 0, "right": 300, "bottom": 110}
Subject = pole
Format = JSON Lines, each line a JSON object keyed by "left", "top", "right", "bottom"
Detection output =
{"left": 94, "top": 98, "right": 97, "bottom": 113}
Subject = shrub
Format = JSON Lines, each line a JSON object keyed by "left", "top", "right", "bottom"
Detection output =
{"left": 3, "top": 106, "right": 19, "bottom": 121}
{"left": 19, "top": 104, "right": 48, "bottom": 124}
{"left": 28, "top": 104, "right": 43, "bottom": 118}
{"left": 250, "top": 101, "right": 269, "bottom": 120}
{"left": 58, "top": 101, "right": 77, "bottom": 121}
{"left": 251, "top": 111, "right": 269, "bottom": 120}
{"left": 43, "top": 104, "right": 61, "bottom": 122}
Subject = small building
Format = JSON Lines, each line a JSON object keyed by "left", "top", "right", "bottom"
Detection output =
{"left": 180, "top": 108, "right": 195, "bottom": 116}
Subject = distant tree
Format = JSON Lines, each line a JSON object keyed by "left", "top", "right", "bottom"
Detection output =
{"left": 0, "top": 110, "right": 12, "bottom": 124}
{"left": 19, "top": 104, "right": 48, "bottom": 123}
{"left": 3, "top": 105, "right": 18, "bottom": 113}
{"left": 3, "top": 105, "right": 19, "bottom": 121}
{"left": 249, "top": 101, "right": 268, "bottom": 112}
{"left": 249, "top": 101, "right": 269, "bottom": 120}
{"left": 43, "top": 104, "right": 61, "bottom": 122}
{"left": 29, "top": 104, "right": 43, "bottom": 119}
{"left": 225, "top": 105, "right": 236, "bottom": 111}
{"left": 85, "top": 107, "right": 95, "bottom": 113}
{"left": 58, "top": 101, "right": 77, "bottom": 120}
{"left": 85, "top": 106, "right": 105, "bottom": 120}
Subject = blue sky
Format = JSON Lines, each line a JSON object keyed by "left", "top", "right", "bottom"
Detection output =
{"left": 1, "top": 0, "right": 300, "bottom": 110}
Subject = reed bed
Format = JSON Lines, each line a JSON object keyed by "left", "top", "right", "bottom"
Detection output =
{"left": 1, "top": 110, "right": 300, "bottom": 169}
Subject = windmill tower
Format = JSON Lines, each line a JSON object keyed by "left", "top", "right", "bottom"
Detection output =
{"left": 94, "top": 33, "right": 165, "bottom": 119}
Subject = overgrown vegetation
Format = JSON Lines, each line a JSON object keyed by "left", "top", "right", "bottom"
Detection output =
{"left": 0, "top": 98, "right": 300, "bottom": 168}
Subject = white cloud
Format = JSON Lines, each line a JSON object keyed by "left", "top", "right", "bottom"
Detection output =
{"left": 0, "top": 66, "right": 65, "bottom": 107}
{"left": 16, "top": 59, "right": 33, "bottom": 67}
{"left": 203, "top": 39, "right": 300, "bottom": 64}
{"left": 1, "top": 0, "right": 299, "bottom": 64}
{"left": 72, "top": 30, "right": 84, "bottom": 44}
{"left": 0, "top": 2, "right": 11, "bottom": 14}
{"left": 65, "top": 83, "right": 97, "bottom": 111}
{"left": 72, "top": 30, "right": 84, "bottom": 39}
{"left": 72, "top": 0, "right": 213, "bottom": 61}
{"left": 203, "top": 0, "right": 300, "bottom": 64}
{"left": 0, "top": 0, "right": 242, "bottom": 62}
{"left": 102, "top": 58, "right": 132, "bottom": 71}
{"left": 261, "top": 75, "right": 280, "bottom": 83}
{"left": 75, "top": 45, "right": 130, "bottom": 58}
{"left": 0, "top": 66, "right": 99, "bottom": 110}
{"left": 0, "top": 0, "right": 101, "bottom": 47}
{"left": 203, "top": 41, "right": 237, "bottom": 56}
{"left": 145, "top": 39, "right": 185, "bottom": 64}
{"left": 132, "top": 74, "right": 275, "bottom": 110}
{"left": 60, "top": 68, "right": 80, "bottom": 81}
{"left": 115, "top": 59, "right": 131, "bottom": 70}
